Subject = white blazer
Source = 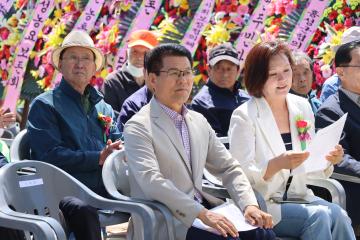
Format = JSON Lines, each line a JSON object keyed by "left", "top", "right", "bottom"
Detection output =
{"left": 229, "top": 93, "right": 333, "bottom": 224}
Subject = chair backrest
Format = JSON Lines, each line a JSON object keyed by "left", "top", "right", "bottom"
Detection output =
{"left": 102, "top": 150, "right": 176, "bottom": 240}
{"left": 10, "top": 129, "right": 31, "bottom": 161}
{"left": 0, "top": 160, "right": 97, "bottom": 224}
{"left": 102, "top": 149, "right": 131, "bottom": 198}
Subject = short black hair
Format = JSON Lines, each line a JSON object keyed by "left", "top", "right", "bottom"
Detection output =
{"left": 144, "top": 43, "right": 193, "bottom": 75}
{"left": 335, "top": 41, "right": 360, "bottom": 67}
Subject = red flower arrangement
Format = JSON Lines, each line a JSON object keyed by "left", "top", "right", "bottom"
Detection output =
{"left": 98, "top": 113, "right": 114, "bottom": 143}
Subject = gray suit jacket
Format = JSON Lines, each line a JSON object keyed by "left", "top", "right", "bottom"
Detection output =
{"left": 124, "top": 98, "right": 258, "bottom": 240}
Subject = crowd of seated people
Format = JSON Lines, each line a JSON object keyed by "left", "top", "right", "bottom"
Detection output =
{"left": 1, "top": 27, "right": 360, "bottom": 240}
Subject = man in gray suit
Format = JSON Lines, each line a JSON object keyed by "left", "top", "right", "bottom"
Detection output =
{"left": 124, "top": 44, "right": 274, "bottom": 240}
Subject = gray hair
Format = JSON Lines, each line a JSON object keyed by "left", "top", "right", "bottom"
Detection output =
{"left": 292, "top": 51, "right": 313, "bottom": 68}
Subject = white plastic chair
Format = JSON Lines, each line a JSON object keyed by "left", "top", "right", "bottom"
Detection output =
{"left": 9, "top": 129, "right": 30, "bottom": 162}
{"left": 102, "top": 149, "right": 175, "bottom": 240}
{"left": 0, "top": 160, "right": 157, "bottom": 240}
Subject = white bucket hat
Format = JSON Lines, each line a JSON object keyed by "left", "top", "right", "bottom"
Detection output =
{"left": 332, "top": 26, "right": 360, "bottom": 52}
{"left": 51, "top": 30, "right": 105, "bottom": 71}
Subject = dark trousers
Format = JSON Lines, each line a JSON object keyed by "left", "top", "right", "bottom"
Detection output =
{"left": 186, "top": 227, "right": 276, "bottom": 240}
{"left": 0, "top": 227, "right": 25, "bottom": 240}
{"left": 59, "top": 196, "right": 101, "bottom": 240}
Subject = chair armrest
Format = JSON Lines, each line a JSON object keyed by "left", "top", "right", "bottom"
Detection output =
{"left": 0, "top": 138, "right": 13, "bottom": 147}
{"left": 131, "top": 199, "right": 175, "bottom": 240}
{"left": 0, "top": 210, "right": 66, "bottom": 240}
{"left": 331, "top": 172, "right": 360, "bottom": 184}
{"left": 202, "top": 181, "right": 268, "bottom": 211}
{"left": 306, "top": 178, "right": 346, "bottom": 209}
{"left": 105, "top": 190, "right": 175, "bottom": 240}
{"left": 85, "top": 195, "right": 157, "bottom": 240}
{"left": 202, "top": 181, "right": 230, "bottom": 199}
{"left": 253, "top": 190, "right": 267, "bottom": 212}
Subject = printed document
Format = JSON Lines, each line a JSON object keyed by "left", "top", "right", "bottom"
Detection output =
{"left": 292, "top": 113, "right": 348, "bottom": 175}
{"left": 192, "top": 202, "right": 257, "bottom": 234}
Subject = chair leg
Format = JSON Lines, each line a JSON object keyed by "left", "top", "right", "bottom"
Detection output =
{"left": 101, "top": 227, "right": 107, "bottom": 240}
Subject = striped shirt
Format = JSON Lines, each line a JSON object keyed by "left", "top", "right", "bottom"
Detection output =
{"left": 158, "top": 102, "right": 191, "bottom": 162}
{"left": 157, "top": 100, "right": 203, "bottom": 203}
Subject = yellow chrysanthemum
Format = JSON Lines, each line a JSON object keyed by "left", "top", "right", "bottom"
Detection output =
{"left": 46, "top": 23, "right": 66, "bottom": 48}
{"left": 29, "top": 51, "right": 37, "bottom": 59}
{"left": 156, "top": 16, "right": 181, "bottom": 41}
{"left": 330, "top": 32, "right": 343, "bottom": 46}
{"left": 100, "top": 69, "right": 109, "bottom": 79}
{"left": 54, "top": 9, "right": 63, "bottom": 19}
{"left": 322, "top": 49, "right": 335, "bottom": 65}
{"left": 266, "top": 25, "right": 278, "bottom": 33}
{"left": 171, "top": 0, "right": 189, "bottom": 9}
{"left": 193, "top": 74, "right": 203, "bottom": 85}
{"left": 108, "top": 22, "right": 120, "bottom": 43}
{"left": 37, "top": 78, "right": 46, "bottom": 89}
{"left": 64, "top": 4, "right": 73, "bottom": 13}
{"left": 347, "top": 0, "right": 360, "bottom": 9}
{"left": 30, "top": 70, "right": 40, "bottom": 79}
{"left": 119, "top": 2, "right": 132, "bottom": 12}
{"left": 336, "top": 14, "right": 344, "bottom": 23}
{"left": 38, "top": 30, "right": 43, "bottom": 39}
{"left": 203, "top": 22, "right": 231, "bottom": 46}
{"left": 239, "top": 0, "right": 250, "bottom": 5}
{"left": 323, "top": 7, "right": 332, "bottom": 18}
{"left": 332, "top": 0, "right": 344, "bottom": 10}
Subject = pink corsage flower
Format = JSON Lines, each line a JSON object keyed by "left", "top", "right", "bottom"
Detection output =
{"left": 98, "top": 113, "right": 114, "bottom": 143}
{"left": 295, "top": 115, "right": 311, "bottom": 150}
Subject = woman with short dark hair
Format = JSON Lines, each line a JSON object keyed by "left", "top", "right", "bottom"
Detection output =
{"left": 229, "top": 40, "right": 355, "bottom": 239}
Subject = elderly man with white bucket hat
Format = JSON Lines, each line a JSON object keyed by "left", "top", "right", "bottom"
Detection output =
{"left": 320, "top": 26, "right": 360, "bottom": 102}
{"left": 27, "top": 30, "right": 122, "bottom": 240}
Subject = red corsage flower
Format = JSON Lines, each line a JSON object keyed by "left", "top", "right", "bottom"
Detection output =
{"left": 295, "top": 115, "right": 311, "bottom": 150}
{"left": 98, "top": 113, "right": 114, "bottom": 143}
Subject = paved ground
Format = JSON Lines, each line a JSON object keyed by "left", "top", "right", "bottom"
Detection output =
{"left": 105, "top": 222, "right": 128, "bottom": 239}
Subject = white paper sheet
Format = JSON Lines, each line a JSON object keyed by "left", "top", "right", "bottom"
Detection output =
{"left": 292, "top": 113, "right": 348, "bottom": 175}
{"left": 192, "top": 202, "right": 257, "bottom": 235}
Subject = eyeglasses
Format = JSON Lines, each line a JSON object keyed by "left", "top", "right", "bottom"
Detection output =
{"left": 340, "top": 65, "right": 360, "bottom": 68}
{"left": 158, "top": 68, "right": 195, "bottom": 79}
{"left": 61, "top": 56, "right": 94, "bottom": 64}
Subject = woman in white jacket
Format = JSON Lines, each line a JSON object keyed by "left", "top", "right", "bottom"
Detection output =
{"left": 229, "top": 40, "right": 355, "bottom": 239}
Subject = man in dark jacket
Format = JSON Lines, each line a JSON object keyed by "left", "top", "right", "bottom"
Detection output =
{"left": 102, "top": 30, "right": 158, "bottom": 116}
{"left": 191, "top": 43, "right": 249, "bottom": 137}
{"left": 27, "top": 30, "right": 122, "bottom": 240}
{"left": 315, "top": 40, "right": 360, "bottom": 226}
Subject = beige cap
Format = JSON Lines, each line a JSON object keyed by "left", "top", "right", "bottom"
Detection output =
{"left": 51, "top": 30, "right": 105, "bottom": 71}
